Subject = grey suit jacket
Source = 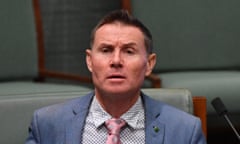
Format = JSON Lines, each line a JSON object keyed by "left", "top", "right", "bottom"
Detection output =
{"left": 25, "top": 92, "right": 206, "bottom": 144}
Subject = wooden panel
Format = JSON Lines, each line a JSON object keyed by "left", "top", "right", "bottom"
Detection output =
{"left": 193, "top": 96, "right": 207, "bottom": 137}
{"left": 121, "top": 0, "right": 131, "bottom": 13}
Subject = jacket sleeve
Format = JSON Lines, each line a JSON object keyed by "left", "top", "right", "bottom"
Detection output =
{"left": 190, "top": 118, "right": 207, "bottom": 144}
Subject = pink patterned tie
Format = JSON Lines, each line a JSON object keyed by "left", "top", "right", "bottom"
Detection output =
{"left": 105, "top": 118, "right": 126, "bottom": 144}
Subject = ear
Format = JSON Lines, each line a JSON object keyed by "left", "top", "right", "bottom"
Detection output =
{"left": 86, "top": 49, "right": 93, "bottom": 72}
{"left": 145, "top": 53, "right": 156, "bottom": 76}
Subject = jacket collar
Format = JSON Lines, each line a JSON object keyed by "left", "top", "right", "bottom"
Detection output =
{"left": 65, "top": 92, "right": 94, "bottom": 144}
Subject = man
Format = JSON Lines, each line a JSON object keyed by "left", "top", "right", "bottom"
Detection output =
{"left": 25, "top": 10, "right": 206, "bottom": 144}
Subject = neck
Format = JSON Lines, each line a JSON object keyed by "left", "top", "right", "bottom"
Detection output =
{"left": 95, "top": 90, "right": 140, "bottom": 118}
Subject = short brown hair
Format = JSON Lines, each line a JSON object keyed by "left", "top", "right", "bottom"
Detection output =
{"left": 90, "top": 9, "right": 153, "bottom": 54}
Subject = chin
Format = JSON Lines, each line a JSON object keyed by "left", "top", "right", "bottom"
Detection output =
{"left": 105, "top": 86, "right": 139, "bottom": 95}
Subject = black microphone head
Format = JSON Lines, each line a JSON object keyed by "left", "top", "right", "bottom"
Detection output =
{"left": 211, "top": 97, "right": 228, "bottom": 116}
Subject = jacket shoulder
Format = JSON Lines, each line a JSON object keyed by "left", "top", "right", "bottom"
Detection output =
{"left": 33, "top": 92, "right": 93, "bottom": 121}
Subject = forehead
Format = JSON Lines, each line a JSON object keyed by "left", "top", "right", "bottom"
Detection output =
{"left": 94, "top": 23, "right": 145, "bottom": 44}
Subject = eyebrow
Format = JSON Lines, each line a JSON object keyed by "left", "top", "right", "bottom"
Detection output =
{"left": 121, "top": 42, "right": 137, "bottom": 48}
{"left": 97, "top": 42, "right": 137, "bottom": 48}
{"left": 97, "top": 43, "right": 114, "bottom": 48}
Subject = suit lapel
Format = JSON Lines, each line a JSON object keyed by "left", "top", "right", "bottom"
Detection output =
{"left": 65, "top": 93, "right": 94, "bottom": 144}
{"left": 142, "top": 93, "right": 165, "bottom": 144}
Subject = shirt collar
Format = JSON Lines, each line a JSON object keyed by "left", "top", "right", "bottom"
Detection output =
{"left": 90, "top": 96, "right": 145, "bottom": 129}
{"left": 90, "top": 97, "right": 111, "bottom": 128}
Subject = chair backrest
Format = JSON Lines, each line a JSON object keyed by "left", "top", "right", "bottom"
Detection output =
{"left": 122, "top": 0, "right": 240, "bottom": 73}
{"left": 0, "top": 0, "right": 38, "bottom": 80}
{"left": 142, "top": 88, "right": 193, "bottom": 113}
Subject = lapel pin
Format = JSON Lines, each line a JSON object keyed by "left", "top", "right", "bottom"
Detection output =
{"left": 153, "top": 126, "right": 159, "bottom": 133}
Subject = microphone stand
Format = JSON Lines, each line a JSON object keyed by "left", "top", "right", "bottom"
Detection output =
{"left": 211, "top": 97, "right": 240, "bottom": 142}
{"left": 223, "top": 114, "right": 240, "bottom": 141}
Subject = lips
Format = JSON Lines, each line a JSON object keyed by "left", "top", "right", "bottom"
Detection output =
{"left": 107, "top": 74, "right": 126, "bottom": 79}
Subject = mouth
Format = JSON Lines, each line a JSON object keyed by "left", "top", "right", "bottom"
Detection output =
{"left": 107, "top": 74, "right": 126, "bottom": 80}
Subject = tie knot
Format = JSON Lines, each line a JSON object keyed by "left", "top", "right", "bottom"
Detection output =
{"left": 105, "top": 118, "right": 126, "bottom": 135}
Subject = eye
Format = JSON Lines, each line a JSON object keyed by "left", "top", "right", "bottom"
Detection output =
{"left": 102, "top": 47, "right": 110, "bottom": 53}
{"left": 100, "top": 46, "right": 113, "bottom": 53}
{"left": 124, "top": 48, "right": 135, "bottom": 55}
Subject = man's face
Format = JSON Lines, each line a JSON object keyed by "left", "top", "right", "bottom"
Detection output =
{"left": 86, "top": 23, "right": 156, "bottom": 95}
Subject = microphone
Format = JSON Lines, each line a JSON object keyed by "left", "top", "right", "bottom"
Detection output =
{"left": 211, "top": 97, "right": 240, "bottom": 141}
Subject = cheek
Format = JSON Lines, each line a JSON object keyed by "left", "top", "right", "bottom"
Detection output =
{"left": 128, "top": 59, "right": 148, "bottom": 77}
{"left": 91, "top": 57, "right": 108, "bottom": 74}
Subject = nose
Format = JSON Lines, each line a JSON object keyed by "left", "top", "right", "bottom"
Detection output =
{"left": 110, "top": 51, "right": 123, "bottom": 68}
